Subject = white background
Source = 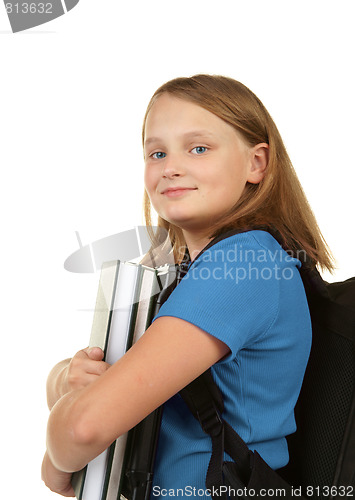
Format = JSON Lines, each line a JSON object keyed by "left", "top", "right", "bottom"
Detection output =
{"left": 1, "top": 1, "right": 354, "bottom": 498}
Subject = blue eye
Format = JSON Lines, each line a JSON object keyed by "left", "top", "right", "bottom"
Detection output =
{"left": 191, "top": 146, "right": 207, "bottom": 154}
{"left": 152, "top": 152, "right": 166, "bottom": 159}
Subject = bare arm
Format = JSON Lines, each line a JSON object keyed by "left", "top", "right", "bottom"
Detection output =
{"left": 45, "top": 316, "right": 230, "bottom": 473}
{"left": 41, "top": 452, "right": 75, "bottom": 497}
{"left": 43, "top": 347, "right": 110, "bottom": 495}
{"left": 46, "top": 359, "right": 71, "bottom": 410}
{"left": 46, "top": 348, "right": 110, "bottom": 410}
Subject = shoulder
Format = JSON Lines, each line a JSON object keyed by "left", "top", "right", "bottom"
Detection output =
{"left": 186, "top": 230, "right": 301, "bottom": 285}
{"left": 196, "top": 230, "right": 299, "bottom": 268}
{"left": 154, "top": 231, "right": 297, "bottom": 356}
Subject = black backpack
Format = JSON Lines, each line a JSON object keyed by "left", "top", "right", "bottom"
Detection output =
{"left": 178, "top": 229, "right": 355, "bottom": 499}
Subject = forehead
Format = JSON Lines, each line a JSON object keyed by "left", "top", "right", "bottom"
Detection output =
{"left": 144, "top": 93, "right": 237, "bottom": 145}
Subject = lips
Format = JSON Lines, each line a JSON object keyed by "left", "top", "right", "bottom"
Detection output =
{"left": 161, "top": 187, "right": 197, "bottom": 197}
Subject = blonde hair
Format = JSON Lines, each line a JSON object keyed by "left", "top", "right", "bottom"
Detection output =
{"left": 142, "top": 74, "right": 334, "bottom": 272}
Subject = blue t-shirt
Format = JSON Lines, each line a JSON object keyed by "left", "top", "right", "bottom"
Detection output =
{"left": 151, "top": 231, "right": 312, "bottom": 498}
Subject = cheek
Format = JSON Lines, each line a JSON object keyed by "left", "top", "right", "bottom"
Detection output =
{"left": 144, "top": 167, "right": 155, "bottom": 193}
{"left": 216, "top": 167, "right": 249, "bottom": 204}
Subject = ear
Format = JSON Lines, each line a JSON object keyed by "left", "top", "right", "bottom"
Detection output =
{"left": 247, "top": 143, "right": 269, "bottom": 184}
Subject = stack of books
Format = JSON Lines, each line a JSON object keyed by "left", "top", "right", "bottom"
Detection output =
{"left": 71, "top": 260, "right": 176, "bottom": 500}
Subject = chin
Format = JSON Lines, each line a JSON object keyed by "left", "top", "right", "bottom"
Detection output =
{"left": 160, "top": 209, "right": 192, "bottom": 224}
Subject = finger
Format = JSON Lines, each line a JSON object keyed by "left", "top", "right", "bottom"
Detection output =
{"left": 80, "top": 373, "right": 105, "bottom": 386}
{"left": 67, "top": 372, "right": 104, "bottom": 391}
{"left": 73, "top": 348, "right": 91, "bottom": 360}
{"left": 84, "top": 347, "right": 105, "bottom": 361}
{"left": 69, "top": 355, "right": 108, "bottom": 377}
{"left": 86, "top": 360, "right": 111, "bottom": 376}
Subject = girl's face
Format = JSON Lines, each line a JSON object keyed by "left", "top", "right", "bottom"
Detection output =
{"left": 144, "top": 93, "right": 266, "bottom": 234}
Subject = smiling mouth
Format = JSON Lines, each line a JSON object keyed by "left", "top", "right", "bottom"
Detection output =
{"left": 162, "top": 188, "right": 197, "bottom": 197}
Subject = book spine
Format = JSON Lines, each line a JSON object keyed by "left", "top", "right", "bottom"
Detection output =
{"left": 72, "top": 261, "right": 121, "bottom": 500}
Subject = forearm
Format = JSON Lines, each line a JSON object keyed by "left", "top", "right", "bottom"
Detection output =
{"left": 45, "top": 317, "right": 229, "bottom": 474}
{"left": 41, "top": 451, "right": 75, "bottom": 497}
{"left": 46, "top": 387, "right": 113, "bottom": 473}
{"left": 46, "top": 359, "right": 71, "bottom": 410}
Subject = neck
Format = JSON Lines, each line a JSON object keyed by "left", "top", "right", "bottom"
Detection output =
{"left": 182, "top": 230, "right": 214, "bottom": 263}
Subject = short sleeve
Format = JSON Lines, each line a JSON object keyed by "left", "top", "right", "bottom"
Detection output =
{"left": 152, "top": 231, "right": 291, "bottom": 363}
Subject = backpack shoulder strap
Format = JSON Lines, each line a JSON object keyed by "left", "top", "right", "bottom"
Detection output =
{"left": 179, "top": 369, "right": 253, "bottom": 496}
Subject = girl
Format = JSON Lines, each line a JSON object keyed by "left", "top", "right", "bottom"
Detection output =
{"left": 42, "top": 75, "right": 333, "bottom": 497}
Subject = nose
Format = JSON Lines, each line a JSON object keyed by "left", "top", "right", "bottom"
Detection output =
{"left": 161, "top": 153, "right": 184, "bottom": 179}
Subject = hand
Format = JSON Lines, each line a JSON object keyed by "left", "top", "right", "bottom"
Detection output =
{"left": 41, "top": 451, "right": 75, "bottom": 497}
{"left": 63, "top": 347, "right": 110, "bottom": 393}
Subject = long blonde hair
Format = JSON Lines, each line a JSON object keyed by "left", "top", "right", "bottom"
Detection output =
{"left": 142, "top": 74, "right": 334, "bottom": 272}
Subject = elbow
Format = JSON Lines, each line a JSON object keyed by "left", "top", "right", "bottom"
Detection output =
{"left": 69, "top": 409, "right": 100, "bottom": 450}
{"left": 47, "top": 393, "right": 100, "bottom": 472}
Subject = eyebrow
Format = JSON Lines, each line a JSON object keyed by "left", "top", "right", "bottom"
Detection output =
{"left": 144, "top": 130, "right": 215, "bottom": 148}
